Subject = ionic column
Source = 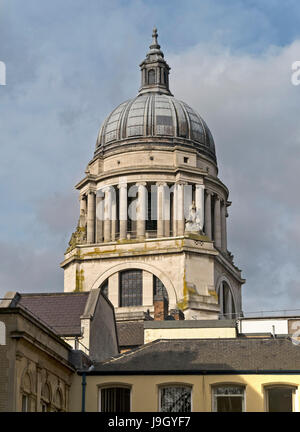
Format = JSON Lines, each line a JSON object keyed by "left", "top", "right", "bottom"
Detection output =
{"left": 195, "top": 184, "right": 205, "bottom": 231}
{"left": 87, "top": 191, "right": 95, "bottom": 243}
{"left": 137, "top": 182, "right": 147, "bottom": 239}
{"left": 177, "top": 182, "right": 185, "bottom": 236}
{"left": 221, "top": 199, "right": 228, "bottom": 252}
{"left": 95, "top": 190, "right": 104, "bottom": 243}
{"left": 111, "top": 187, "right": 117, "bottom": 241}
{"left": 214, "top": 194, "right": 222, "bottom": 248}
{"left": 172, "top": 184, "right": 178, "bottom": 236}
{"left": 103, "top": 187, "right": 112, "bottom": 242}
{"left": 204, "top": 190, "right": 212, "bottom": 239}
{"left": 164, "top": 184, "right": 170, "bottom": 237}
{"left": 118, "top": 183, "right": 127, "bottom": 240}
{"left": 157, "top": 182, "right": 164, "bottom": 237}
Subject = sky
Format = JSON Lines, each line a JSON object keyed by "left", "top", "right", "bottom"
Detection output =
{"left": 0, "top": 0, "right": 300, "bottom": 314}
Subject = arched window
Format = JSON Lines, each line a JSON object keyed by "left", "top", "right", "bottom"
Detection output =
{"left": 159, "top": 385, "right": 192, "bottom": 412}
{"left": 99, "top": 386, "right": 131, "bottom": 412}
{"left": 148, "top": 69, "right": 155, "bottom": 85}
{"left": 212, "top": 384, "right": 245, "bottom": 412}
{"left": 21, "top": 371, "right": 32, "bottom": 412}
{"left": 41, "top": 382, "right": 51, "bottom": 412}
{"left": 218, "top": 281, "right": 236, "bottom": 319}
{"left": 54, "top": 388, "right": 63, "bottom": 412}
{"left": 153, "top": 276, "right": 169, "bottom": 301}
{"left": 119, "top": 269, "right": 142, "bottom": 307}
{"left": 266, "top": 385, "right": 296, "bottom": 412}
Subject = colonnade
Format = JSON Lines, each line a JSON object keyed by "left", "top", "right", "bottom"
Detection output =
{"left": 80, "top": 182, "right": 228, "bottom": 252}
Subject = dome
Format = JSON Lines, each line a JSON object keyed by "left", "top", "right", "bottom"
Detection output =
{"left": 95, "top": 93, "right": 216, "bottom": 162}
{"left": 94, "top": 28, "right": 216, "bottom": 164}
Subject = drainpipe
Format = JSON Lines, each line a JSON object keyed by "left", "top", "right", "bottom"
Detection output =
{"left": 81, "top": 373, "right": 86, "bottom": 412}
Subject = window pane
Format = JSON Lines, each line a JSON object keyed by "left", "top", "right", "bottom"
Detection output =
{"left": 268, "top": 387, "right": 293, "bottom": 412}
{"left": 153, "top": 276, "right": 168, "bottom": 301}
{"left": 160, "top": 386, "right": 191, "bottom": 412}
{"left": 101, "top": 387, "right": 130, "bottom": 412}
{"left": 213, "top": 386, "right": 244, "bottom": 412}
{"left": 119, "top": 270, "right": 142, "bottom": 307}
{"left": 217, "top": 396, "right": 243, "bottom": 412}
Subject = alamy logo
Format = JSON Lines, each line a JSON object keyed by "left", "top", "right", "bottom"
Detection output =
{"left": 0, "top": 321, "right": 5, "bottom": 345}
{"left": 291, "top": 61, "right": 300, "bottom": 86}
{"left": 0, "top": 61, "right": 6, "bottom": 85}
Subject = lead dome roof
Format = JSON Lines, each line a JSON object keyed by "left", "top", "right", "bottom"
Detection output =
{"left": 95, "top": 28, "right": 216, "bottom": 164}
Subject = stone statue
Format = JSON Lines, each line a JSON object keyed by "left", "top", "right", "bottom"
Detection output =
{"left": 66, "top": 210, "right": 87, "bottom": 252}
{"left": 185, "top": 201, "right": 202, "bottom": 234}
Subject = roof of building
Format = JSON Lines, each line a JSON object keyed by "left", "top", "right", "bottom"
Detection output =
{"left": 88, "top": 337, "right": 300, "bottom": 374}
{"left": 117, "top": 322, "right": 144, "bottom": 347}
{"left": 17, "top": 292, "right": 89, "bottom": 336}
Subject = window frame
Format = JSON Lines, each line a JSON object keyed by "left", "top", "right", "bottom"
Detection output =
{"left": 211, "top": 383, "right": 246, "bottom": 412}
{"left": 158, "top": 383, "right": 193, "bottom": 413}
{"left": 98, "top": 384, "right": 132, "bottom": 413}
{"left": 119, "top": 269, "right": 143, "bottom": 307}
{"left": 264, "top": 384, "right": 297, "bottom": 412}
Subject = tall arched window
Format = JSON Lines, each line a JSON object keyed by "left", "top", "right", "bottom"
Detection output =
{"left": 153, "top": 276, "right": 168, "bottom": 301}
{"left": 41, "top": 382, "right": 51, "bottom": 412}
{"left": 119, "top": 269, "right": 142, "bottom": 307}
{"left": 54, "top": 388, "right": 63, "bottom": 412}
{"left": 148, "top": 69, "right": 155, "bottom": 85}
{"left": 218, "top": 281, "right": 236, "bottom": 319}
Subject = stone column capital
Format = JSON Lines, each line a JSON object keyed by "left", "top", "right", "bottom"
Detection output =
{"left": 117, "top": 183, "right": 128, "bottom": 190}
{"left": 205, "top": 189, "right": 214, "bottom": 196}
{"left": 136, "top": 182, "right": 147, "bottom": 187}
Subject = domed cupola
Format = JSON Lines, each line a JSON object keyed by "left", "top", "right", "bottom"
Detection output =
{"left": 94, "top": 28, "right": 217, "bottom": 164}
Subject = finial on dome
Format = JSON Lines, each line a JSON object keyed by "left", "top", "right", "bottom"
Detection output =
{"left": 138, "top": 27, "right": 172, "bottom": 96}
{"left": 150, "top": 27, "right": 160, "bottom": 50}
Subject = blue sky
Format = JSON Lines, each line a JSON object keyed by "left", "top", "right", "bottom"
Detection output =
{"left": 1, "top": 0, "right": 300, "bottom": 314}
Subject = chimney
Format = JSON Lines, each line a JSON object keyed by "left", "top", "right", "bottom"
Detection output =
{"left": 154, "top": 294, "right": 168, "bottom": 321}
{"left": 170, "top": 308, "right": 185, "bottom": 321}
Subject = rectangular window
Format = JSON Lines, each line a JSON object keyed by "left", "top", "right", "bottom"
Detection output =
{"left": 119, "top": 270, "right": 143, "bottom": 307}
{"left": 212, "top": 385, "right": 245, "bottom": 412}
{"left": 267, "top": 387, "right": 294, "bottom": 412}
{"left": 160, "top": 386, "right": 191, "bottom": 412}
{"left": 100, "top": 387, "right": 130, "bottom": 412}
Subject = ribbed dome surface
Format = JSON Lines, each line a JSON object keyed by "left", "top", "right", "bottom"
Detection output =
{"left": 95, "top": 93, "right": 216, "bottom": 162}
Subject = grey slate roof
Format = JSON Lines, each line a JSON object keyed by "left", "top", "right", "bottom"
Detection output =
{"left": 117, "top": 322, "right": 144, "bottom": 347}
{"left": 89, "top": 338, "right": 300, "bottom": 374}
{"left": 17, "top": 292, "right": 89, "bottom": 336}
